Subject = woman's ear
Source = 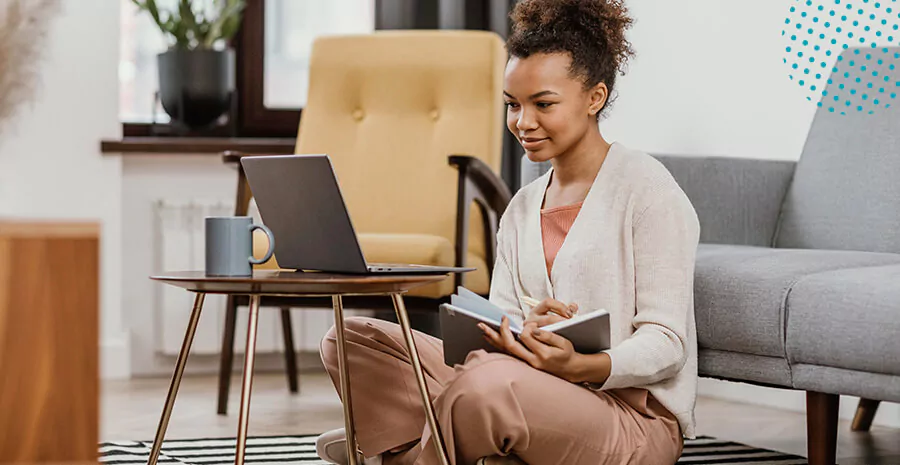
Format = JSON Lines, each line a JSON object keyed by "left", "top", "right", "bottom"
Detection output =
{"left": 588, "top": 82, "right": 609, "bottom": 116}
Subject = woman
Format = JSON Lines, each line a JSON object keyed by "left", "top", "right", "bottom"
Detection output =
{"left": 317, "top": 0, "right": 699, "bottom": 464}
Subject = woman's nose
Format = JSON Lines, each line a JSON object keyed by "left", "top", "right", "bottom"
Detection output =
{"left": 516, "top": 108, "right": 538, "bottom": 131}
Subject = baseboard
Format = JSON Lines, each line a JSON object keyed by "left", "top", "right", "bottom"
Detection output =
{"left": 101, "top": 335, "right": 131, "bottom": 380}
{"left": 699, "top": 378, "right": 900, "bottom": 428}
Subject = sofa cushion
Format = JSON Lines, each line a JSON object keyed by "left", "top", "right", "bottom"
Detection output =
{"left": 775, "top": 46, "right": 900, "bottom": 254}
{"left": 791, "top": 365, "right": 900, "bottom": 404}
{"left": 786, "top": 264, "right": 900, "bottom": 377}
{"left": 699, "top": 349, "right": 793, "bottom": 387}
{"left": 695, "top": 244, "right": 900, "bottom": 358}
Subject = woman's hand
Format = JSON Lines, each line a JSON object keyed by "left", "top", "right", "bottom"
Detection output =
{"left": 524, "top": 298, "right": 578, "bottom": 327}
{"left": 479, "top": 316, "right": 584, "bottom": 382}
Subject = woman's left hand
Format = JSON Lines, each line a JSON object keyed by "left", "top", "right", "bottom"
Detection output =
{"left": 479, "top": 317, "right": 582, "bottom": 382}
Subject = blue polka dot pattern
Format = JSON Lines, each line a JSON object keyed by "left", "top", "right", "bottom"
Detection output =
{"left": 785, "top": 0, "right": 900, "bottom": 114}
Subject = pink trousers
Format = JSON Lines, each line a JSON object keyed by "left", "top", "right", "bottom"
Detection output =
{"left": 320, "top": 317, "right": 682, "bottom": 465}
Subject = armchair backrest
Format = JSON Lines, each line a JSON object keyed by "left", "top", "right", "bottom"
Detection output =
{"left": 295, "top": 31, "right": 506, "bottom": 263}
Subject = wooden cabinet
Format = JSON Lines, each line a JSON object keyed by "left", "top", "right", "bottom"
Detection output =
{"left": 0, "top": 221, "right": 99, "bottom": 463}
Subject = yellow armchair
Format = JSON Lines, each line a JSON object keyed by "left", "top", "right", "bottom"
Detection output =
{"left": 221, "top": 30, "right": 511, "bottom": 413}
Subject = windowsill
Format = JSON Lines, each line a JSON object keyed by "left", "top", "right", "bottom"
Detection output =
{"left": 100, "top": 136, "right": 296, "bottom": 155}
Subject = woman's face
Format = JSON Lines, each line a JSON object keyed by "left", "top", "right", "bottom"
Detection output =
{"left": 504, "top": 53, "right": 606, "bottom": 163}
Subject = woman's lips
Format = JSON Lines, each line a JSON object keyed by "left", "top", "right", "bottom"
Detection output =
{"left": 521, "top": 138, "right": 547, "bottom": 150}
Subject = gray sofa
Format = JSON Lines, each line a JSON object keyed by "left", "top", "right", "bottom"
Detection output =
{"left": 520, "top": 48, "right": 900, "bottom": 465}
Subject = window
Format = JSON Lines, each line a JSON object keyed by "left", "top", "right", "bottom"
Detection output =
{"left": 119, "top": 0, "right": 374, "bottom": 128}
{"left": 119, "top": 0, "right": 177, "bottom": 123}
{"left": 264, "top": 1, "right": 375, "bottom": 109}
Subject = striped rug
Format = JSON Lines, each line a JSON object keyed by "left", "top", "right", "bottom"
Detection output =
{"left": 99, "top": 435, "right": 808, "bottom": 464}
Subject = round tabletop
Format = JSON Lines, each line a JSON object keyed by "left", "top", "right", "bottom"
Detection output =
{"left": 150, "top": 270, "right": 450, "bottom": 296}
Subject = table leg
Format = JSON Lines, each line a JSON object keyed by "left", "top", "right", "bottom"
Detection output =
{"left": 391, "top": 294, "right": 450, "bottom": 465}
{"left": 148, "top": 292, "right": 206, "bottom": 465}
{"left": 331, "top": 295, "right": 362, "bottom": 465}
{"left": 235, "top": 294, "right": 262, "bottom": 465}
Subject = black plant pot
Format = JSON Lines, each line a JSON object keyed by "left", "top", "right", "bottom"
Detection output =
{"left": 157, "top": 49, "right": 235, "bottom": 129}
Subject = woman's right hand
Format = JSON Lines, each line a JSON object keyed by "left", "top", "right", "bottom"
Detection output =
{"left": 524, "top": 298, "right": 578, "bottom": 328}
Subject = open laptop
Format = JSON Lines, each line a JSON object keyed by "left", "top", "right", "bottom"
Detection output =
{"left": 240, "top": 154, "right": 475, "bottom": 275}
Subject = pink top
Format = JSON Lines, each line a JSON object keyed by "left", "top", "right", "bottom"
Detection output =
{"left": 540, "top": 201, "right": 583, "bottom": 275}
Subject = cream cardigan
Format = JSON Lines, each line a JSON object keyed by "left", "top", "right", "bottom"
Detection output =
{"left": 488, "top": 142, "right": 700, "bottom": 438}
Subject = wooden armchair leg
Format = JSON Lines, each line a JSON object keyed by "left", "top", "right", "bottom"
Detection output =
{"left": 280, "top": 307, "right": 300, "bottom": 393}
{"left": 217, "top": 297, "right": 239, "bottom": 415}
{"left": 807, "top": 391, "right": 839, "bottom": 465}
{"left": 850, "top": 398, "right": 880, "bottom": 432}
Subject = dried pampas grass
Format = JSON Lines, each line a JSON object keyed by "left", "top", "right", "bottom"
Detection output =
{"left": 0, "top": 0, "right": 61, "bottom": 137}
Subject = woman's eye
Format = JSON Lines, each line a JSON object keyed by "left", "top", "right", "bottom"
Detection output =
{"left": 505, "top": 102, "right": 520, "bottom": 109}
{"left": 536, "top": 102, "right": 554, "bottom": 109}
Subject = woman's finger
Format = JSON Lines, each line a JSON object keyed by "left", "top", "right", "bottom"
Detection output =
{"left": 519, "top": 326, "right": 553, "bottom": 359}
{"left": 530, "top": 327, "right": 571, "bottom": 350}
{"left": 531, "top": 313, "right": 568, "bottom": 327}
{"left": 478, "top": 323, "right": 504, "bottom": 350}
{"left": 499, "top": 317, "right": 540, "bottom": 365}
{"left": 533, "top": 299, "right": 576, "bottom": 319}
{"left": 499, "top": 316, "right": 518, "bottom": 347}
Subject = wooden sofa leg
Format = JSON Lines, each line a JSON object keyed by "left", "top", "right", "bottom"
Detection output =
{"left": 807, "top": 391, "right": 839, "bottom": 465}
{"left": 850, "top": 398, "right": 880, "bottom": 432}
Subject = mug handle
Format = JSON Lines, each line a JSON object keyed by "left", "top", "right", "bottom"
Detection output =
{"left": 248, "top": 223, "right": 276, "bottom": 265}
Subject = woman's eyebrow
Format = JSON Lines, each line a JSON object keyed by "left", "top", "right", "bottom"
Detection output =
{"left": 503, "top": 90, "right": 559, "bottom": 99}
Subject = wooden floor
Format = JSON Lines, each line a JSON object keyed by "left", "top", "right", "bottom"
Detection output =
{"left": 103, "top": 372, "right": 900, "bottom": 464}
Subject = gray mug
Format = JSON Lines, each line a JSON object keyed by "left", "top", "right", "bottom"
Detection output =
{"left": 205, "top": 216, "right": 276, "bottom": 276}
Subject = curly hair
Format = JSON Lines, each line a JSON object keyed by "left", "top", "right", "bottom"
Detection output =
{"left": 507, "top": 0, "right": 635, "bottom": 116}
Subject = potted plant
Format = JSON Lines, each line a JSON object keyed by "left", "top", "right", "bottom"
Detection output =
{"left": 132, "top": 0, "right": 245, "bottom": 130}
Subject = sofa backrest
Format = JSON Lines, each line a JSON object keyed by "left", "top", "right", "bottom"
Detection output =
{"left": 775, "top": 46, "right": 900, "bottom": 253}
{"left": 656, "top": 155, "right": 795, "bottom": 247}
{"left": 521, "top": 154, "right": 796, "bottom": 248}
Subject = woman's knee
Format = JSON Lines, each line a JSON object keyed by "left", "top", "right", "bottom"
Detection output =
{"left": 320, "top": 316, "right": 373, "bottom": 371}
{"left": 322, "top": 316, "right": 373, "bottom": 343}
{"left": 442, "top": 355, "right": 531, "bottom": 411}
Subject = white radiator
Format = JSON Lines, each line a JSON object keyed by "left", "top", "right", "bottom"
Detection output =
{"left": 152, "top": 199, "right": 338, "bottom": 356}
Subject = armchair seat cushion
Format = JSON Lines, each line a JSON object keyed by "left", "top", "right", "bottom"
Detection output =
{"left": 695, "top": 244, "right": 900, "bottom": 359}
{"left": 786, "top": 264, "right": 900, "bottom": 377}
{"left": 253, "top": 231, "right": 489, "bottom": 298}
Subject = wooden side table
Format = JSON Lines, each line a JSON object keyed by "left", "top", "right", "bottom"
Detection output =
{"left": 149, "top": 270, "right": 452, "bottom": 465}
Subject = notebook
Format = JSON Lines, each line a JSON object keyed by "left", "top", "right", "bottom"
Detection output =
{"left": 439, "top": 287, "right": 611, "bottom": 366}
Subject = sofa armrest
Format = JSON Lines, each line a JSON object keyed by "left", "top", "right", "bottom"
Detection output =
{"left": 448, "top": 155, "right": 512, "bottom": 289}
{"left": 653, "top": 155, "right": 796, "bottom": 247}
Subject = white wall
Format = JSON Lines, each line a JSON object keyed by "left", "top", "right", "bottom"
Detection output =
{"left": 604, "top": 1, "right": 899, "bottom": 428}
{"left": 121, "top": 155, "right": 339, "bottom": 378}
{"left": 607, "top": 1, "right": 846, "bottom": 159}
{"left": 0, "top": 1, "right": 127, "bottom": 378}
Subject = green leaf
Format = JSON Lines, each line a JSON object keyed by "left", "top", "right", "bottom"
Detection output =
{"left": 219, "top": 0, "right": 245, "bottom": 43}
{"left": 132, "top": 0, "right": 166, "bottom": 34}
{"left": 203, "top": 0, "right": 245, "bottom": 48}
{"left": 133, "top": 0, "right": 244, "bottom": 50}
{"left": 195, "top": 17, "right": 211, "bottom": 47}
{"left": 178, "top": 0, "right": 198, "bottom": 47}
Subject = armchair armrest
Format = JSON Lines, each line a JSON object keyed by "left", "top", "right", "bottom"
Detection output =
{"left": 653, "top": 154, "right": 797, "bottom": 247}
{"left": 448, "top": 155, "right": 513, "bottom": 289}
{"left": 221, "top": 151, "right": 253, "bottom": 216}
